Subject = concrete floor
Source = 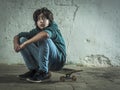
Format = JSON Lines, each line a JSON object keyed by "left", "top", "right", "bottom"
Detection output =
{"left": 0, "top": 64, "right": 120, "bottom": 90}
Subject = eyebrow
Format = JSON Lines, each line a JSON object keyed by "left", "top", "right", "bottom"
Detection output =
{"left": 38, "top": 14, "right": 47, "bottom": 19}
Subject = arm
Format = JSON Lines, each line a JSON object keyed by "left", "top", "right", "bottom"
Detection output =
{"left": 13, "top": 35, "right": 20, "bottom": 52}
{"left": 19, "top": 31, "right": 49, "bottom": 49}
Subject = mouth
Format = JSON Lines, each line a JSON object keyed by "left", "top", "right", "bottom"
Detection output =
{"left": 38, "top": 24, "right": 45, "bottom": 29}
{"left": 40, "top": 24, "right": 45, "bottom": 27}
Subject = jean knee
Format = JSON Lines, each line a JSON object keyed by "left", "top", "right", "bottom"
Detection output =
{"left": 19, "top": 37, "right": 27, "bottom": 44}
{"left": 43, "top": 39, "right": 53, "bottom": 45}
{"left": 42, "top": 38, "right": 50, "bottom": 43}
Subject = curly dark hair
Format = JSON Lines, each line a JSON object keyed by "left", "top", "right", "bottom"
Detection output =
{"left": 33, "top": 7, "right": 54, "bottom": 28}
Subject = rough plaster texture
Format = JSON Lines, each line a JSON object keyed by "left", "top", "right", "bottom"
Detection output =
{"left": 0, "top": 0, "right": 120, "bottom": 66}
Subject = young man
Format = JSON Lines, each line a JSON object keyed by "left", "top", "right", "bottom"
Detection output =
{"left": 13, "top": 7, "right": 66, "bottom": 83}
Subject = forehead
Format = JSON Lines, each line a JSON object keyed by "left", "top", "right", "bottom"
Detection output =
{"left": 38, "top": 13, "right": 46, "bottom": 18}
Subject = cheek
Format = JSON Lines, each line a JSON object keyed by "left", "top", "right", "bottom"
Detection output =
{"left": 36, "top": 21, "right": 39, "bottom": 25}
{"left": 36, "top": 21, "right": 42, "bottom": 29}
{"left": 46, "top": 20, "right": 50, "bottom": 26}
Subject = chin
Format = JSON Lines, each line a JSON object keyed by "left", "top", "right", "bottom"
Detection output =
{"left": 39, "top": 27, "right": 44, "bottom": 29}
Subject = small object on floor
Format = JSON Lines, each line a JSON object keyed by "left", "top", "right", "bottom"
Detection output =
{"left": 55, "top": 68, "right": 83, "bottom": 82}
{"left": 60, "top": 75, "right": 77, "bottom": 82}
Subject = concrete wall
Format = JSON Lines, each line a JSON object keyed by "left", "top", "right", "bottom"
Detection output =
{"left": 0, "top": 0, "right": 120, "bottom": 67}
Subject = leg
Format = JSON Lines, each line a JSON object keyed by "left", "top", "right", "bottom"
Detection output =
{"left": 26, "top": 39, "right": 63, "bottom": 82}
{"left": 37, "top": 39, "right": 63, "bottom": 72}
{"left": 19, "top": 37, "right": 39, "bottom": 70}
{"left": 46, "top": 39, "right": 63, "bottom": 71}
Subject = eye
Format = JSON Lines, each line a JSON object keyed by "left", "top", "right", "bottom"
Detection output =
{"left": 37, "top": 17, "right": 40, "bottom": 21}
{"left": 42, "top": 16, "right": 47, "bottom": 20}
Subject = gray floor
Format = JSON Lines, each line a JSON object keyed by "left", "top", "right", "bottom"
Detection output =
{"left": 0, "top": 64, "right": 120, "bottom": 90}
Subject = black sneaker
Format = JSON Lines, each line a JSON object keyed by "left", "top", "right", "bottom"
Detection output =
{"left": 18, "top": 69, "right": 36, "bottom": 80}
{"left": 26, "top": 70, "right": 51, "bottom": 83}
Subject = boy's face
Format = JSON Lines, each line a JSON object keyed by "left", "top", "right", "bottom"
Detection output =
{"left": 37, "top": 13, "right": 50, "bottom": 29}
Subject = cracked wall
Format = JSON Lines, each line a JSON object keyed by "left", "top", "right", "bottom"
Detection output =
{"left": 0, "top": 0, "right": 120, "bottom": 67}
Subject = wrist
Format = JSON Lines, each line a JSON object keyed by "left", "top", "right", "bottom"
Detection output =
{"left": 23, "top": 40, "right": 30, "bottom": 46}
{"left": 23, "top": 41, "right": 28, "bottom": 46}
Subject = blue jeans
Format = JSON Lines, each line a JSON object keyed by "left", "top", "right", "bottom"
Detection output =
{"left": 19, "top": 37, "right": 64, "bottom": 73}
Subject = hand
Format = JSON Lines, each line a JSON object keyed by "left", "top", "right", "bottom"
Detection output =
{"left": 19, "top": 42, "right": 28, "bottom": 50}
{"left": 13, "top": 35, "right": 21, "bottom": 52}
{"left": 14, "top": 43, "right": 21, "bottom": 52}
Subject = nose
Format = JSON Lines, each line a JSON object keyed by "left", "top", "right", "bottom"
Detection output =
{"left": 40, "top": 19, "right": 44, "bottom": 23}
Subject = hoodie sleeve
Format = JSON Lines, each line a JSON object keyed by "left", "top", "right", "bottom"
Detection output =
{"left": 17, "top": 29, "right": 39, "bottom": 39}
{"left": 44, "top": 21, "right": 58, "bottom": 39}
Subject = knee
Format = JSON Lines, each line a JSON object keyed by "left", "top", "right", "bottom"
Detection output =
{"left": 19, "top": 37, "right": 27, "bottom": 44}
{"left": 42, "top": 39, "right": 52, "bottom": 44}
{"left": 38, "top": 39, "right": 50, "bottom": 45}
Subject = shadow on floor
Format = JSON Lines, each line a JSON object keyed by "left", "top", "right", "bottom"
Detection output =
{"left": 0, "top": 75, "right": 60, "bottom": 84}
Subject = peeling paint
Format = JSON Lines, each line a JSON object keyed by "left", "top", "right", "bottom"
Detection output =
{"left": 82, "top": 55, "right": 112, "bottom": 67}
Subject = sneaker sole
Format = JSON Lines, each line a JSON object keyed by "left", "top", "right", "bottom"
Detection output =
{"left": 26, "top": 78, "right": 51, "bottom": 83}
